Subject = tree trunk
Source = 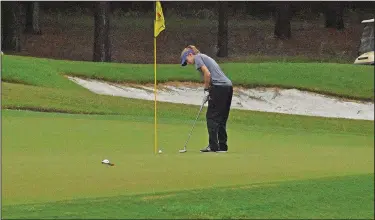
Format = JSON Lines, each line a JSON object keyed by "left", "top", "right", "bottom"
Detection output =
{"left": 217, "top": 1, "right": 228, "bottom": 57}
{"left": 274, "top": 2, "right": 291, "bottom": 40}
{"left": 1, "top": 1, "right": 22, "bottom": 52}
{"left": 324, "top": 2, "right": 344, "bottom": 30}
{"left": 93, "top": 1, "right": 111, "bottom": 62}
{"left": 25, "top": 2, "right": 42, "bottom": 34}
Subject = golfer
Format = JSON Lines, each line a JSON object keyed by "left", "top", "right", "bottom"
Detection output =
{"left": 180, "top": 45, "right": 233, "bottom": 153}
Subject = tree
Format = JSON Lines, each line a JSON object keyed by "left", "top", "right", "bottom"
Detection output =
{"left": 217, "top": 1, "right": 228, "bottom": 57}
{"left": 1, "top": 1, "right": 22, "bottom": 52}
{"left": 24, "top": 2, "right": 42, "bottom": 35}
{"left": 323, "top": 2, "right": 344, "bottom": 30}
{"left": 93, "top": 1, "right": 111, "bottom": 62}
{"left": 274, "top": 2, "right": 292, "bottom": 40}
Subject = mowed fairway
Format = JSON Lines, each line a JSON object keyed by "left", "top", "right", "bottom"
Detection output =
{"left": 1, "top": 55, "right": 374, "bottom": 218}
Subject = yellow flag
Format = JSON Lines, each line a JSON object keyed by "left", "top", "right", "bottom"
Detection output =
{"left": 154, "top": 1, "right": 165, "bottom": 37}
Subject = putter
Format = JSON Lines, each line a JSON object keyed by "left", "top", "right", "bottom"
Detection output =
{"left": 179, "top": 95, "right": 207, "bottom": 153}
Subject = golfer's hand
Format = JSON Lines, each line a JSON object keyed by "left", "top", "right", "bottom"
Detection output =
{"left": 203, "top": 94, "right": 209, "bottom": 104}
{"left": 204, "top": 88, "right": 210, "bottom": 96}
{"left": 203, "top": 88, "right": 210, "bottom": 104}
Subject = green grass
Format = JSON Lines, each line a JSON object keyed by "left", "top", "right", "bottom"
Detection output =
{"left": 1, "top": 54, "right": 374, "bottom": 218}
{"left": 3, "top": 174, "right": 374, "bottom": 219}
{"left": 2, "top": 110, "right": 374, "bottom": 204}
{"left": 2, "top": 110, "right": 374, "bottom": 218}
{"left": 2, "top": 82, "right": 373, "bottom": 136}
{"left": 2, "top": 55, "right": 374, "bottom": 100}
{"left": 216, "top": 54, "right": 355, "bottom": 64}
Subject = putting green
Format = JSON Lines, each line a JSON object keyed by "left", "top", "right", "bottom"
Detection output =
{"left": 2, "top": 110, "right": 373, "bottom": 205}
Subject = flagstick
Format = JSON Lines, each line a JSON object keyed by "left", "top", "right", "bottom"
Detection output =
{"left": 154, "top": 34, "right": 157, "bottom": 155}
{"left": 154, "top": 0, "right": 164, "bottom": 155}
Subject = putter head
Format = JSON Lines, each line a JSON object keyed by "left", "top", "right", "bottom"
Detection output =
{"left": 179, "top": 149, "right": 187, "bottom": 153}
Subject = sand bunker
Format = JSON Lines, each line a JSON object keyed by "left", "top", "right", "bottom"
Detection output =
{"left": 68, "top": 76, "right": 374, "bottom": 121}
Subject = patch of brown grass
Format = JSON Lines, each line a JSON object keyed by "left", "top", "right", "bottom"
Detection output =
{"left": 141, "top": 193, "right": 176, "bottom": 201}
{"left": 229, "top": 183, "right": 278, "bottom": 190}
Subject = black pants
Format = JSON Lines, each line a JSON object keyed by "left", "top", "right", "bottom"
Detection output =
{"left": 206, "top": 85, "right": 233, "bottom": 151}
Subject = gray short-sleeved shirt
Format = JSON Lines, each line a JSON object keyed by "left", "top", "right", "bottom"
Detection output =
{"left": 194, "top": 54, "right": 232, "bottom": 86}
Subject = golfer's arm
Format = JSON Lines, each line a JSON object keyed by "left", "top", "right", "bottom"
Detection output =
{"left": 201, "top": 66, "right": 211, "bottom": 89}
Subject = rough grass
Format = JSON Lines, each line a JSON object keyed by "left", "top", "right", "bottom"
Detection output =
{"left": 2, "top": 82, "right": 373, "bottom": 136}
{"left": 3, "top": 174, "right": 374, "bottom": 219}
{"left": 2, "top": 55, "right": 374, "bottom": 101}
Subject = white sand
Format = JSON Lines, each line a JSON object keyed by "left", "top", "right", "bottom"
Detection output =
{"left": 68, "top": 76, "right": 374, "bottom": 121}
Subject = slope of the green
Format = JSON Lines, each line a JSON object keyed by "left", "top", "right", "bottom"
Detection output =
{"left": 2, "top": 83, "right": 373, "bottom": 136}
{"left": 2, "top": 55, "right": 374, "bottom": 100}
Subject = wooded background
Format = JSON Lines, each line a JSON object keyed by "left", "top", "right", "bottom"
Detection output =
{"left": 2, "top": 1, "right": 374, "bottom": 64}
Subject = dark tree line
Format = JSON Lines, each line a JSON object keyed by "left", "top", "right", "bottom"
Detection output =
{"left": 274, "top": 2, "right": 292, "bottom": 40}
{"left": 324, "top": 2, "right": 345, "bottom": 30}
{"left": 36, "top": 1, "right": 373, "bottom": 17}
{"left": 217, "top": 1, "right": 228, "bottom": 57}
{"left": 273, "top": 1, "right": 346, "bottom": 39}
{"left": 2, "top": 2, "right": 22, "bottom": 52}
{"left": 1, "top": 1, "right": 374, "bottom": 60}
{"left": 24, "top": 1, "right": 42, "bottom": 34}
{"left": 93, "top": 1, "right": 111, "bottom": 62}
{"left": 2, "top": 1, "right": 41, "bottom": 51}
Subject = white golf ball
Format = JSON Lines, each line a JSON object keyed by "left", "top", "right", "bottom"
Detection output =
{"left": 158, "top": 150, "right": 162, "bottom": 153}
{"left": 102, "top": 159, "right": 110, "bottom": 164}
